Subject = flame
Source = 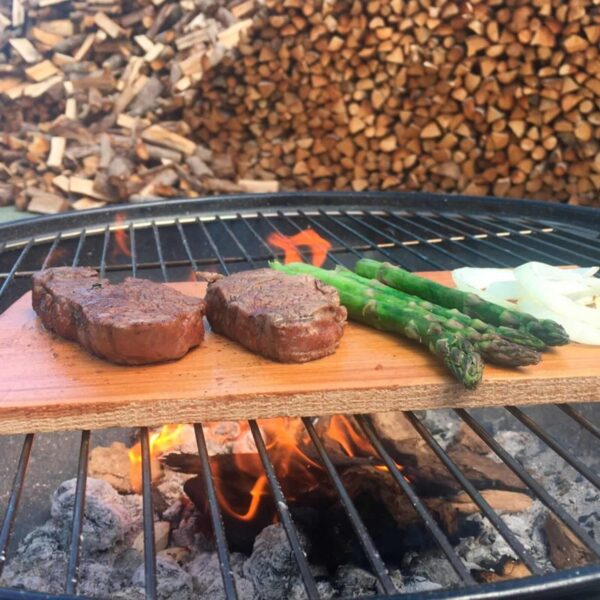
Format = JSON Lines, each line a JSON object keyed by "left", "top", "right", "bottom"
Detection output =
{"left": 111, "top": 213, "right": 131, "bottom": 259}
{"left": 267, "top": 229, "right": 331, "bottom": 267}
{"left": 128, "top": 416, "right": 402, "bottom": 521}
{"left": 129, "top": 424, "right": 185, "bottom": 493}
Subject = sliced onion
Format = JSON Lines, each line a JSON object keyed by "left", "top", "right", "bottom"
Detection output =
{"left": 452, "top": 262, "right": 600, "bottom": 345}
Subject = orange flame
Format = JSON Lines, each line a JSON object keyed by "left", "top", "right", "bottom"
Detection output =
{"left": 128, "top": 417, "right": 401, "bottom": 521}
{"left": 129, "top": 424, "right": 185, "bottom": 493}
{"left": 111, "top": 213, "right": 131, "bottom": 259}
{"left": 267, "top": 229, "right": 331, "bottom": 267}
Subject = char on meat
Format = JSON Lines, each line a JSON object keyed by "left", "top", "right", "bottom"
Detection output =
{"left": 32, "top": 267, "right": 205, "bottom": 365}
{"left": 205, "top": 268, "right": 347, "bottom": 362}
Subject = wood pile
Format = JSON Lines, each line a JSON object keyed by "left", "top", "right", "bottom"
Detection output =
{"left": 1, "top": 0, "right": 599, "bottom": 212}
{"left": 193, "top": 0, "right": 600, "bottom": 207}
{"left": 0, "top": 0, "right": 273, "bottom": 214}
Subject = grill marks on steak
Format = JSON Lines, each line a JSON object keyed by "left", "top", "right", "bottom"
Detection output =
{"left": 205, "top": 269, "right": 347, "bottom": 362}
{"left": 32, "top": 267, "right": 205, "bottom": 365}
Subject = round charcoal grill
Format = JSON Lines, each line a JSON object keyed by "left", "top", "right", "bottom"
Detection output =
{"left": 0, "top": 192, "right": 599, "bottom": 600}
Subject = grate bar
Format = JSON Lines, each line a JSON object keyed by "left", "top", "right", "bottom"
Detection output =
{"left": 341, "top": 211, "right": 444, "bottom": 269}
{"left": 411, "top": 214, "right": 511, "bottom": 268}
{"left": 356, "top": 415, "right": 475, "bottom": 585}
{"left": 129, "top": 223, "right": 138, "bottom": 278}
{"left": 217, "top": 217, "right": 257, "bottom": 268}
{"left": 197, "top": 218, "right": 230, "bottom": 275}
{"left": 460, "top": 215, "right": 583, "bottom": 265}
{"left": 237, "top": 213, "right": 278, "bottom": 258}
{"left": 456, "top": 409, "right": 600, "bottom": 558}
{"left": 302, "top": 417, "right": 397, "bottom": 596}
{"left": 382, "top": 211, "right": 476, "bottom": 268}
{"left": 65, "top": 430, "right": 91, "bottom": 595}
{"left": 499, "top": 216, "right": 600, "bottom": 262}
{"left": 506, "top": 407, "right": 600, "bottom": 489}
{"left": 71, "top": 230, "right": 87, "bottom": 268}
{"left": 557, "top": 405, "right": 600, "bottom": 441}
{"left": 140, "top": 427, "right": 157, "bottom": 600}
{"left": 176, "top": 219, "right": 198, "bottom": 271}
{"left": 193, "top": 424, "right": 238, "bottom": 600}
{"left": 151, "top": 222, "right": 169, "bottom": 282}
{"left": 430, "top": 213, "right": 571, "bottom": 267}
{"left": 0, "top": 434, "right": 34, "bottom": 577}
{"left": 0, "top": 239, "right": 33, "bottom": 301}
{"left": 40, "top": 233, "right": 62, "bottom": 270}
{"left": 99, "top": 226, "right": 110, "bottom": 280}
{"left": 249, "top": 420, "right": 320, "bottom": 600}
{"left": 404, "top": 411, "right": 542, "bottom": 575}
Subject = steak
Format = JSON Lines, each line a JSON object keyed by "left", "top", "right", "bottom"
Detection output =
{"left": 205, "top": 268, "right": 347, "bottom": 362}
{"left": 32, "top": 267, "right": 205, "bottom": 365}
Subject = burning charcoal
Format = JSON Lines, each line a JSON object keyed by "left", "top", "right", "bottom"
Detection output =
{"left": 88, "top": 441, "right": 134, "bottom": 494}
{"left": 156, "top": 469, "right": 196, "bottom": 509}
{"left": 132, "top": 553, "right": 193, "bottom": 600}
{"left": 289, "top": 578, "right": 336, "bottom": 600}
{"left": 0, "top": 523, "right": 67, "bottom": 594}
{"left": 51, "top": 478, "right": 133, "bottom": 552}
{"left": 243, "top": 523, "right": 312, "bottom": 600}
{"left": 77, "top": 562, "right": 123, "bottom": 598}
{"left": 332, "top": 565, "right": 378, "bottom": 597}
{"left": 401, "top": 577, "right": 443, "bottom": 593}
{"left": 401, "top": 550, "right": 462, "bottom": 587}
{"left": 188, "top": 551, "right": 254, "bottom": 599}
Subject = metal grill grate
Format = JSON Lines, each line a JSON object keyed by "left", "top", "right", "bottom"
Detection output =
{"left": 0, "top": 193, "right": 599, "bottom": 600}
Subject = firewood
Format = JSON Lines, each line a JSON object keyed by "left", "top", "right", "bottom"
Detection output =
{"left": 9, "top": 38, "right": 43, "bottom": 63}
{"left": 545, "top": 513, "right": 596, "bottom": 570}
{"left": 27, "top": 191, "right": 69, "bottom": 214}
{"left": 237, "top": 179, "right": 280, "bottom": 193}
{"left": 25, "top": 60, "right": 60, "bottom": 82}
{"left": 141, "top": 124, "right": 196, "bottom": 155}
{"left": 47, "top": 136, "right": 66, "bottom": 168}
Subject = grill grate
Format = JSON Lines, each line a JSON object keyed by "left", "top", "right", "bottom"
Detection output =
{"left": 0, "top": 193, "right": 599, "bottom": 599}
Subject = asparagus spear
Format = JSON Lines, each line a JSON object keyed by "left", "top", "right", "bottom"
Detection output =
{"left": 271, "top": 261, "right": 483, "bottom": 388}
{"left": 273, "top": 261, "right": 540, "bottom": 367}
{"left": 336, "top": 269, "right": 546, "bottom": 351}
{"left": 355, "top": 259, "right": 569, "bottom": 346}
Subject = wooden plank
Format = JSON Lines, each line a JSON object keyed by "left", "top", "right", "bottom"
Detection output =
{"left": 0, "top": 272, "right": 598, "bottom": 435}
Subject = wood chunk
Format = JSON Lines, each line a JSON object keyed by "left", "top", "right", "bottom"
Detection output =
{"left": 237, "top": 179, "right": 280, "bottom": 193}
{"left": 25, "top": 60, "right": 60, "bottom": 82}
{"left": 9, "top": 39, "right": 43, "bottom": 64}
{"left": 218, "top": 19, "right": 253, "bottom": 49}
{"left": 141, "top": 124, "right": 196, "bottom": 155}
{"left": 231, "top": 0, "right": 255, "bottom": 18}
{"left": 94, "top": 12, "right": 124, "bottom": 39}
{"left": 28, "top": 191, "right": 69, "bottom": 214}
{"left": 545, "top": 513, "right": 596, "bottom": 569}
{"left": 421, "top": 122, "right": 442, "bottom": 138}
{"left": 72, "top": 198, "right": 107, "bottom": 211}
{"left": 564, "top": 35, "right": 587, "bottom": 53}
{"left": 53, "top": 175, "right": 113, "bottom": 200}
{"left": 47, "top": 137, "right": 66, "bottom": 168}
{"left": 88, "top": 441, "right": 133, "bottom": 493}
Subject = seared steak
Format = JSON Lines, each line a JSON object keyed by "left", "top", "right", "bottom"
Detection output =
{"left": 205, "top": 268, "right": 347, "bottom": 362}
{"left": 32, "top": 267, "right": 205, "bottom": 365}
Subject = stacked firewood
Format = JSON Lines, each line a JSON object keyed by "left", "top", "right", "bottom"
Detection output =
{"left": 0, "top": 0, "right": 274, "bottom": 214}
{"left": 1, "top": 0, "right": 599, "bottom": 212}
{"left": 193, "top": 0, "right": 600, "bottom": 207}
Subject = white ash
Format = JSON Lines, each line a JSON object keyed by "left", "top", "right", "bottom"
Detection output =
{"left": 243, "top": 523, "right": 311, "bottom": 600}
{"left": 418, "top": 410, "right": 462, "bottom": 450}
{"left": 401, "top": 551, "right": 462, "bottom": 587}
{"left": 188, "top": 550, "right": 254, "bottom": 599}
{"left": 51, "top": 478, "right": 142, "bottom": 553}
{"left": 132, "top": 553, "right": 193, "bottom": 600}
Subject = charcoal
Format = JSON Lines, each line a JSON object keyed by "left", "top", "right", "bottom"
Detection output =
{"left": 77, "top": 562, "right": 123, "bottom": 598}
{"left": 289, "top": 578, "right": 336, "bottom": 600}
{"left": 0, "top": 523, "right": 67, "bottom": 594}
{"left": 401, "top": 551, "right": 462, "bottom": 587}
{"left": 333, "top": 565, "right": 378, "bottom": 597}
{"left": 188, "top": 551, "right": 254, "bottom": 599}
{"left": 132, "top": 553, "right": 193, "bottom": 600}
{"left": 51, "top": 477, "right": 133, "bottom": 552}
{"left": 243, "top": 523, "right": 311, "bottom": 600}
{"left": 401, "top": 576, "right": 443, "bottom": 593}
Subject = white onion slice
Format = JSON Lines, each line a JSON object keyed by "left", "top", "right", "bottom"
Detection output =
{"left": 452, "top": 262, "right": 600, "bottom": 345}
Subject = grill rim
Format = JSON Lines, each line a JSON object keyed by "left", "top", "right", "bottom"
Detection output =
{"left": 1, "top": 191, "right": 599, "bottom": 243}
